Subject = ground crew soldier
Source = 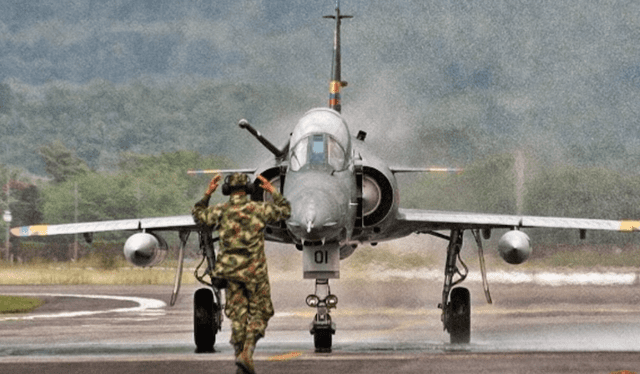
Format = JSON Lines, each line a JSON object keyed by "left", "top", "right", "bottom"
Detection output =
{"left": 192, "top": 172, "right": 291, "bottom": 374}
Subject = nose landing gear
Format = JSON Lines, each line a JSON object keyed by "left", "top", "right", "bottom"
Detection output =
{"left": 306, "top": 278, "right": 338, "bottom": 352}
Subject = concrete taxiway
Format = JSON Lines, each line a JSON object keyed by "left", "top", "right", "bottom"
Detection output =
{"left": 1, "top": 279, "right": 639, "bottom": 373}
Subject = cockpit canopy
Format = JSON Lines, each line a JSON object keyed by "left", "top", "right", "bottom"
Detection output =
{"left": 289, "top": 108, "right": 351, "bottom": 172}
{"left": 290, "top": 133, "right": 347, "bottom": 171}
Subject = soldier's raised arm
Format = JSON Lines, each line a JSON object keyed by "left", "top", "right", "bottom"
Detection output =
{"left": 192, "top": 174, "right": 224, "bottom": 226}
{"left": 257, "top": 175, "right": 291, "bottom": 222}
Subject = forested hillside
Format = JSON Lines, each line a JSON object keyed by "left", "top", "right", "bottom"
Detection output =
{"left": 0, "top": 80, "right": 316, "bottom": 174}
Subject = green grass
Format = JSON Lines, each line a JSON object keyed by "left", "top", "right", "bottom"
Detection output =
{"left": 0, "top": 295, "right": 45, "bottom": 314}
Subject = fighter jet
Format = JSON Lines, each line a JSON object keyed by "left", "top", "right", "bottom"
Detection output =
{"left": 11, "top": 1, "right": 640, "bottom": 353}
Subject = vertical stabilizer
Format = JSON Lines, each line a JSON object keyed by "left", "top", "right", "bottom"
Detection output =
{"left": 324, "top": 1, "right": 352, "bottom": 113}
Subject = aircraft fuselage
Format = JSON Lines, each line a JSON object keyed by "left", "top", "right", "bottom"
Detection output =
{"left": 283, "top": 108, "right": 357, "bottom": 246}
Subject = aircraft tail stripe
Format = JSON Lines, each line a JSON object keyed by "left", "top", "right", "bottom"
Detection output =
{"left": 329, "top": 81, "right": 341, "bottom": 94}
{"left": 329, "top": 81, "right": 341, "bottom": 108}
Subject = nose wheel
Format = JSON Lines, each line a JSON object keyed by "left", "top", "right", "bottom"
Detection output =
{"left": 307, "top": 279, "right": 337, "bottom": 352}
{"left": 312, "top": 322, "right": 334, "bottom": 352}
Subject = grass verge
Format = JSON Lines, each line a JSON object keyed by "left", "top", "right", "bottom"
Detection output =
{"left": 0, "top": 262, "right": 198, "bottom": 285}
{"left": 537, "top": 248, "right": 640, "bottom": 268}
{"left": 0, "top": 295, "right": 44, "bottom": 314}
{"left": 2, "top": 241, "right": 639, "bottom": 285}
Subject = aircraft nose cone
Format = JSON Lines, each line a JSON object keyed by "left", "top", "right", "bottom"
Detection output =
{"left": 287, "top": 193, "right": 341, "bottom": 242}
{"left": 305, "top": 211, "right": 316, "bottom": 233}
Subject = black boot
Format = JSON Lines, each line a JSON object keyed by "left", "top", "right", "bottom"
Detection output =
{"left": 236, "top": 336, "right": 257, "bottom": 374}
{"left": 231, "top": 342, "right": 243, "bottom": 374}
{"left": 233, "top": 342, "right": 243, "bottom": 358}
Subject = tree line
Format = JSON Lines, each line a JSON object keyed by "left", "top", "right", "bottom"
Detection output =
{"left": 402, "top": 153, "right": 640, "bottom": 249}
{"left": 1, "top": 146, "right": 233, "bottom": 263}
{"left": 3, "top": 147, "right": 640, "bottom": 263}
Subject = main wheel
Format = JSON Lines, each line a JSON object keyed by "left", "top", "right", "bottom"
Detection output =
{"left": 448, "top": 287, "right": 471, "bottom": 344}
{"left": 194, "top": 288, "right": 218, "bottom": 353}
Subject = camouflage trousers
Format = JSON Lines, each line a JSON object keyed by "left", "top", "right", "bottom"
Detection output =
{"left": 225, "top": 277, "right": 275, "bottom": 346}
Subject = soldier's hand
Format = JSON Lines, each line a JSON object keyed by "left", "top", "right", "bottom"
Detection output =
{"left": 206, "top": 174, "right": 222, "bottom": 196}
{"left": 257, "top": 175, "right": 276, "bottom": 194}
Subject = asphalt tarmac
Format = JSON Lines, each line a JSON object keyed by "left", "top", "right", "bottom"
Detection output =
{"left": 1, "top": 279, "right": 639, "bottom": 374}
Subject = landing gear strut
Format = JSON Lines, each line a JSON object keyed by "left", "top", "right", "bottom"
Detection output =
{"left": 193, "top": 227, "right": 224, "bottom": 353}
{"left": 438, "top": 229, "right": 471, "bottom": 344}
{"left": 435, "top": 229, "right": 493, "bottom": 344}
{"left": 306, "top": 279, "right": 338, "bottom": 352}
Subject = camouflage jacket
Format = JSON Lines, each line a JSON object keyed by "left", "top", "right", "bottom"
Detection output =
{"left": 192, "top": 191, "right": 291, "bottom": 286}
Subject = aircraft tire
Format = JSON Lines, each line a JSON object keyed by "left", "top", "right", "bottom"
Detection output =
{"left": 194, "top": 288, "right": 217, "bottom": 353}
{"left": 448, "top": 287, "right": 471, "bottom": 344}
{"left": 313, "top": 328, "right": 333, "bottom": 353}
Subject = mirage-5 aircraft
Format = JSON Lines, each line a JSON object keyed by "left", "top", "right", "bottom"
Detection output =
{"left": 11, "top": 2, "right": 640, "bottom": 353}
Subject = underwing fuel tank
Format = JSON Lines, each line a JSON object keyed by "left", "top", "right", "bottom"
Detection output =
{"left": 123, "top": 232, "right": 168, "bottom": 267}
{"left": 497, "top": 230, "right": 531, "bottom": 264}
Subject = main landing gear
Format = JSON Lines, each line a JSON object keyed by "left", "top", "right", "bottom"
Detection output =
{"left": 436, "top": 229, "right": 492, "bottom": 344}
{"left": 306, "top": 279, "right": 338, "bottom": 352}
{"left": 193, "top": 227, "right": 224, "bottom": 353}
{"left": 167, "top": 227, "right": 222, "bottom": 353}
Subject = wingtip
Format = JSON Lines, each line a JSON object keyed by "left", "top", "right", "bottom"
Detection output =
{"left": 10, "top": 225, "right": 49, "bottom": 237}
{"left": 10, "top": 226, "right": 29, "bottom": 237}
{"left": 619, "top": 220, "right": 640, "bottom": 232}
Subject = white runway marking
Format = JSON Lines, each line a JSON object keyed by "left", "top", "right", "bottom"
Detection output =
{"left": 0, "top": 293, "right": 166, "bottom": 321}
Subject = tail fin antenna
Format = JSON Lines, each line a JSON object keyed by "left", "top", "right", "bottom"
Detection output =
{"left": 324, "top": 1, "right": 352, "bottom": 113}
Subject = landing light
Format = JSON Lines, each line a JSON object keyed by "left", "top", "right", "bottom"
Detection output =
{"left": 306, "top": 295, "right": 320, "bottom": 307}
{"left": 326, "top": 294, "right": 338, "bottom": 308}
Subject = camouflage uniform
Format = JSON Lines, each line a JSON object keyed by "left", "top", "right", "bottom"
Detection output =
{"left": 192, "top": 173, "right": 291, "bottom": 349}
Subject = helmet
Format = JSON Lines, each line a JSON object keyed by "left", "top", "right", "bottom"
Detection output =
{"left": 222, "top": 173, "right": 255, "bottom": 196}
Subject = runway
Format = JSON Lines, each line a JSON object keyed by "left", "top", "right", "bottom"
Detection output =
{"left": 1, "top": 280, "right": 639, "bottom": 373}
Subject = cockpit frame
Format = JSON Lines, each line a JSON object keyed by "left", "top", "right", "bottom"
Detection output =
{"left": 290, "top": 133, "right": 347, "bottom": 172}
{"left": 288, "top": 108, "right": 352, "bottom": 173}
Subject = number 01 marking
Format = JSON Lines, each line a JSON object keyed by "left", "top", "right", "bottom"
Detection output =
{"left": 314, "top": 250, "right": 329, "bottom": 264}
